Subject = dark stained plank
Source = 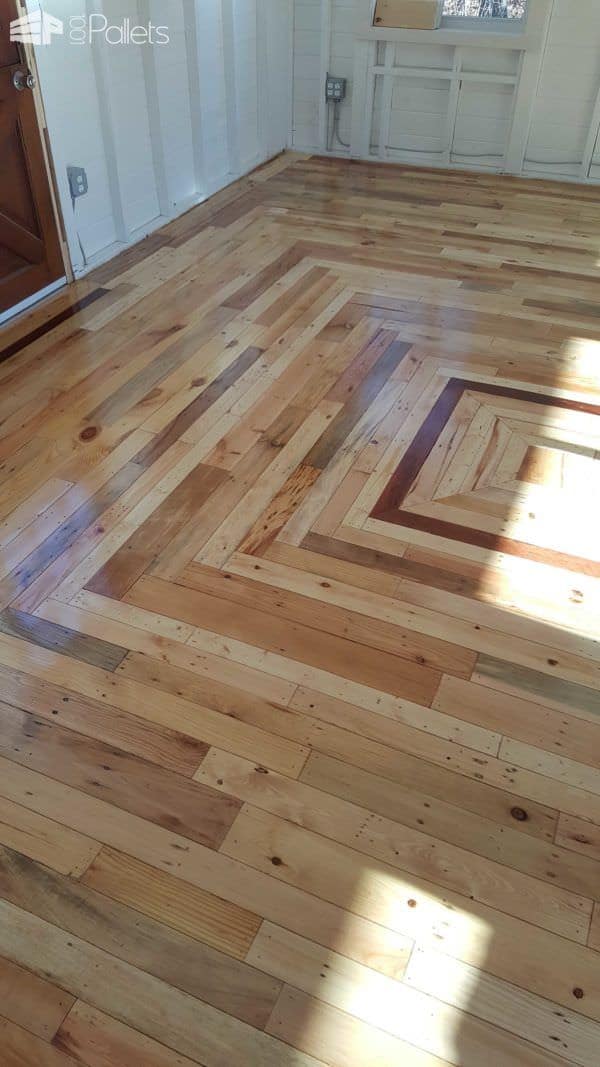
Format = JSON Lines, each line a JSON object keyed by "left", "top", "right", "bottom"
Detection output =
{"left": 372, "top": 378, "right": 465, "bottom": 514}
{"left": 0, "top": 462, "right": 142, "bottom": 607}
{"left": 0, "top": 288, "right": 109, "bottom": 365}
{"left": 371, "top": 377, "right": 600, "bottom": 576}
{"left": 0, "top": 608, "right": 127, "bottom": 671}
{"left": 86, "top": 463, "right": 229, "bottom": 599}
{"left": 379, "top": 510, "right": 600, "bottom": 579}
{"left": 0, "top": 701, "right": 238, "bottom": 849}
{"left": 0, "top": 846, "right": 282, "bottom": 1030}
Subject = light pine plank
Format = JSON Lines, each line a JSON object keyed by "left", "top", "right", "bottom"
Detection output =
{"left": 255, "top": 926, "right": 579, "bottom": 1067}
{"left": 0, "top": 846, "right": 280, "bottom": 1031}
{"left": 82, "top": 847, "right": 262, "bottom": 961}
{"left": 266, "top": 985, "right": 453, "bottom": 1067}
{"left": 0, "top": 794, "right": 100, "bottom": 876}
{"left": 405, "top": 947, "right": 600, "bottom": 1067}
{"left": 0, "top": 755, "right": 412, "bottom": 979}
{"left": 198, "top": 748, "right": 597, "bottom": 929}
{"left": 0, "top": 899, "right": 326, "bottom": 1067}
{"left": 1, "top": 152, "right": 599, "bottom": 1067}
{"left": 221, "top": 804, "right": 600, "bottom": 1022}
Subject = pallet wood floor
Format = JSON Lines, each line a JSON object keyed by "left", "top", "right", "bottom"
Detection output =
{"left": 0, "top": 151, "right": 599, "bottom": 1066}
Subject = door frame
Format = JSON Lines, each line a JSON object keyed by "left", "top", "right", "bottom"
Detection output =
{"left": 5, "top": 0, "right": 73, "bottom": 304}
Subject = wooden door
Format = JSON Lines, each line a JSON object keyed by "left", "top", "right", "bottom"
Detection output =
{"left": 0, "top": 0, "right": 64, "bottom": 313}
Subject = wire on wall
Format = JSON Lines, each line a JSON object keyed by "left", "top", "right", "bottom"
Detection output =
{"left": 326, "top": 100, "right": 350, "bottom": 151}
{"left": 70, "top": 192, "right": 88, "bottom": 269}
{"left": 333, "top": 101, "right": 350, "bottom": 149}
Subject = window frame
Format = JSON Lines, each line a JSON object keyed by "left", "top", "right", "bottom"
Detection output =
{"left": 361, "top": 0, "right": 549, "bottom": 49}
{"left": 441, "top": 1, "right": 528, "bottom": 26}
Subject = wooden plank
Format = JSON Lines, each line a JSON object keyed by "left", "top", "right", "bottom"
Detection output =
{"left": 125, "top": 574, "right": 443, "bottom": 705}
{"left": 0, "top": 955, "right": 74, "bottom": 1041}
{"left": 0, "top": 846, "right": 281, "bottom": 1030}
{"left": 556, "top": 813, "right": 600, "bottom": 864}
{"left": 82, "top": 847, "right": 262, "bottom": 961}
{"left": 0, "top": 700, "right": 238, "bottom": 849}
{"left": 0, "top": 794, "right": 99, "bottom": 876}
{"left": 1, "top": 1017, "right": 82, "bottom": 1067}
{"left": 257, "top": 926, "right": 584, "bottom": 1067}
{"left": 180, "top": 560, "right": 475, "bottom": 680}
{"left": 0, "top": 462, "right": 142, "bottom": 607}
{"left": 0, "top": 608, "right": 127, "bottom": 671}
{"left": 1, "top": 153, "right": 600, "bottom": 1067}
{"left": 221, "top": 803, "right": 590, "bottom": 943}
{"left": 221, "top": 802, "right": 600, "bottom": 1021}
{"left": 199, "top": 748, "right": 600, "bottom": 921}
{"left": 434, "top": 674, "right": 600, "bottom": 768}
{"left": 0, "top": 756, "right": 412, "bottom": 980}
{"left": 473, "top": 654, "right": 600, "bottom": 723}
{"left": 54, "top": 1001, "right": 201, "bottom": 1067}
{"left": 133, "top": 345, "right": 265, "bottom": 469}
{"left": 226, "top": 553, "right": 598, "bottom": 689}
{"left": 0, "top": 632, "right": 307, "bottom": 778}
{"left": 298, "top": 752, "right": 600, "bottom": 898}
{"left": 0, "top": 664, "right": 208, "bottom": 777}
{"left": 201, "top": 746, "right": 600, "bottom": 904}
{"left": 404, "top": 946, "right": 600, "bottom": 1067}
{"left": 86, "top": 463, "right": 229, "bottom": 599}
{"left": 267, "top": 985, "right": 454, "bottom": 1067}
{"left": 0, "top": 899, "right": 326, "bottom": 1067}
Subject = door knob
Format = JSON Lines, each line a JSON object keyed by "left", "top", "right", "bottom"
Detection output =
{"left": 13, "top": 70, "right": 36, "bottom": 92}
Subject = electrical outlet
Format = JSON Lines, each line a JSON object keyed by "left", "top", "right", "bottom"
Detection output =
{"left": 67, "top": 165, "right": 88, "bottom": 200}
{"left": 325, "top": 75, "right": 346, "bottom": 102}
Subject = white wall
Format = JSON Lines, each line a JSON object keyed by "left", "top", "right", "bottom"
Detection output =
{"left": 524, "top": 0, "right": 600, "bottom": 178}
{"left": 31, "top": 0, "right": 291, "bottom": 274}
{"left": 292, "top": 0, "right": 600, "bottom": 182}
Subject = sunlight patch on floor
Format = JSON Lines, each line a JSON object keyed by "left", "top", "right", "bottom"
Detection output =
{"left": 300, "top": 866, "right": 493, "bottom": 1063}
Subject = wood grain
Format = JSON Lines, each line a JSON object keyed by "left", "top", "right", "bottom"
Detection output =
{"left": 0, "top": 150, "right": 599, "bottom": 1066}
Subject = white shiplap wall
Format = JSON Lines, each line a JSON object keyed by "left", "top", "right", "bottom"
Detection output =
{"left": 523, "top": 0, "right": 600, "bottom": 177}
{"left": 292, "top": 0, "right": 600, "bottom": 183}
{"left": 32, "top": 0, "right": 291, "bottom": 274}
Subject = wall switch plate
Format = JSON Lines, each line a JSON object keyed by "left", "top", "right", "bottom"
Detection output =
{"left": 325, "top": 75, "right": 347, "bottom": 102}
{"left": 67, "top": 165, "right": 88, "bottom": 200}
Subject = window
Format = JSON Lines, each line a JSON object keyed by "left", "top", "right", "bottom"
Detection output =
{"left": 443, "top": 1, "right": 526, "bottom": 17}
